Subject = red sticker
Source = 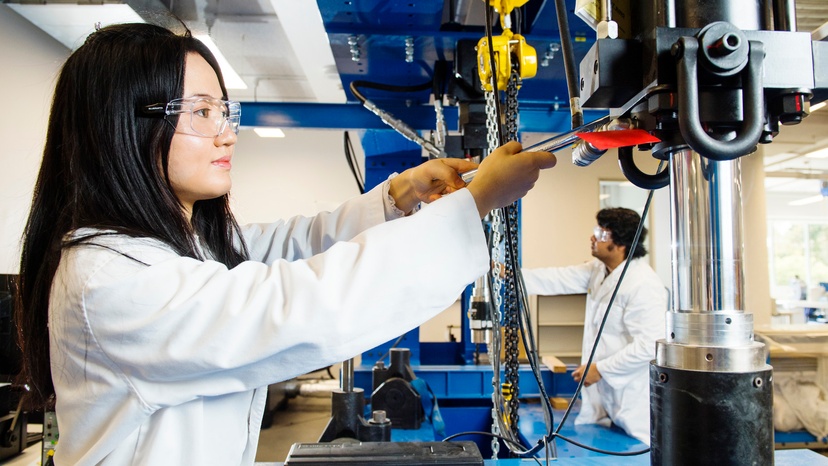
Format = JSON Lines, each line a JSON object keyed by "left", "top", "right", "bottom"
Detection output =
{"left": 576, "top": 129, "right": 661, "bottom": 150}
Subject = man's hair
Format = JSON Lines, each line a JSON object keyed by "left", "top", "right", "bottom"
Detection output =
{"left": 16, "top": 22, "right": 249, "bottom": 407}
{"left": 597, "top": 207, "right": 647, "bottom": 259}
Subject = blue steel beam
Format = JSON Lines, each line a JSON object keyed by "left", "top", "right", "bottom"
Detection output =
{"left": 240, "top": 101, "right": 606, "bottom": 134}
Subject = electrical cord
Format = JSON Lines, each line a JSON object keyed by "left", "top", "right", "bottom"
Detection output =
{"left": 343, "top": 131, "right": 365, "bottom": 194}
{"left": 442, "top": 431, "right": 543, "bottom": 466}
{"left": 469, "top": 161, "right": 665, "bottom": 459}
{"left": 544, "top": 160, "right": 665, "bottom": 459}
{"left": 349, "top": 79, "right": 433, "bottom": 105}
{"left": 553, "top": 0, "right": 583, "bottom": 128}
{"left": 484, "top": 2, "right": 505, "bottom": 147}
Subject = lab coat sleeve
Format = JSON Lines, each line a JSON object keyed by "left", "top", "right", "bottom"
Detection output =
{"left": 595, "top": 276, "right": 667, "bottom": 389}
{"left": 521, "top": 261, "right": 594, "bottom": 296}
{"left": 240, "top": 180, "right": 388, "bottom": 264}
{"left": 51, "top": 189, "right": 488, "bottom": 411}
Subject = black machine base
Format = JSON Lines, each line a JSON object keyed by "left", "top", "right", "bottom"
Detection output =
{"left": 284, "top": 441, "right": 483, "bottom": 465}
{"left": 650, "top": 362, "right": 774, "bottom": 466}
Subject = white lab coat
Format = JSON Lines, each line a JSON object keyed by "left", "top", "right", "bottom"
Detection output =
{"left": 48, "top": 183, "right": 489, "bottom": 466}
{"left": 522, "top": 258, "right": 667, "bottom": 444}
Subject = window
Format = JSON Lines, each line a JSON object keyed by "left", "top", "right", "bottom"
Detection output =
{"left": 768, "top": 221, "right": 828, "bottom": 299}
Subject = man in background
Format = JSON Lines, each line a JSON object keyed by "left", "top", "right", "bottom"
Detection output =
{"left": 522, "top": 208, "right": 668, "bottom": 445}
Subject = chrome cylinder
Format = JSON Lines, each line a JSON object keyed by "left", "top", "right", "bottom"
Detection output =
{"left": 669, "top": 148, "right": 744, "bottom": 315}
{"left": 661, "top": 148, "right": 764, "bottom": 373}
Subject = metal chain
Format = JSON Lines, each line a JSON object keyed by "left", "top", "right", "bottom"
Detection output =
{"left": 485, "top": 71, "right": 523, "bottom": 453}
{"left": 484, "top": 89, "right": 503, "bottom": 459}
{"left": 502, "top": 71, "right": 522, "bottom": 436}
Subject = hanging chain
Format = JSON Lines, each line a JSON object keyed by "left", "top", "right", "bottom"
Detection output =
{"left": 502, "top": 70, "right": 522, "bottom": 436}
{"left": 485, "top": 71, "right": 523, "bottom": 454}
{"left": 485, "top": 89, "right": 503, "bottom": 458}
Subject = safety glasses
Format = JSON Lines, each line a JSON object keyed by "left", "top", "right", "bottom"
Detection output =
{"left": 593, "top": 226, "right": 611, "bottom": 243}
{"left": 140, "top": 97, "right": 241, "bottom": 138}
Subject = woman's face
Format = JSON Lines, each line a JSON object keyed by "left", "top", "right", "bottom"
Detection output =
{"left": 168, "top": 52, "right": 237, "bottom": 218}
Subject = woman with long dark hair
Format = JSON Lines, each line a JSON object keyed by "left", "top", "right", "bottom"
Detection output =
{"left": 15, "top": 22, "right": 555, "bottom": 465}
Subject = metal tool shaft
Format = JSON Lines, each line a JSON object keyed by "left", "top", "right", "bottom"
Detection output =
{"left": 461, "top": 114, "right": 611, "bottom": 183}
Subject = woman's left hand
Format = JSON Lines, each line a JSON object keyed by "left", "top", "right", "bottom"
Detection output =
{"left": 389, "top": 158, "right": 479, "bottom": 214}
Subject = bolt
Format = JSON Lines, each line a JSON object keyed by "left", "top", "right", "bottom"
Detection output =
{"left": 371, "top": 410, "right": 388, "bottom": 424}
{"left": 405, "top": 37, "right": 414, "bottom": 63}
{"left": 348, "top": 35, "right": 360, "bottom": 62}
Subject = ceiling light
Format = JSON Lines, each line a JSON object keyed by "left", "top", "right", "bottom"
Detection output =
{"left": 812, "top": 101, "right": 826, "bottom": 112}
{"left": 253, "top": 128, "right": 286, "bottom": 138}
{"left": 805, "top": 147, "right": 828, "bottom": 159}
{"left": 8, "top": 4, "right": 247, "bottom": 91}
{"left": 788, "top": 195, "right": 825, "bottom": 206}
{"left": 194, "top": 35, "right": 247, "bottom": 90}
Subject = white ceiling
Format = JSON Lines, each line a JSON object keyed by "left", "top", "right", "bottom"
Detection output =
{"left": 7, "top": 0, "right": 828, "bottom": 197}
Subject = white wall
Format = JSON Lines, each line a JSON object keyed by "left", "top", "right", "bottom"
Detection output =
{"left": 229, "top": 128, "right": 364, "bottom": 224}
{"left": 0, "top": 6, "right": 70, "bottom": 273}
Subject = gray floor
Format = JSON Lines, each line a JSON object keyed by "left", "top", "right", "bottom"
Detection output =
{"left": 255, "top": 367, "right": 340, "bottom": 463}
{"left": 255, "top": 395, "right": 333, "bottom": 463}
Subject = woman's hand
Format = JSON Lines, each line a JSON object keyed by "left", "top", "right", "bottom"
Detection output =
{"left": 466, "top": 141, "right": 557, "bottom": 218}
{"left": 389, "top": 158, "right": 479, "bottom": 214}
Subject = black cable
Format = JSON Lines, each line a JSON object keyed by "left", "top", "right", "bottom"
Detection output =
{"left": 343, "top": 132, "right": 365, "bottom": 194}
{"left": 555, "top": 433, "right": 650, "bottom": 456}
{"left": 553, "top": 162, "right": 664, "bottom": 440}
{"left": 433, "top": 60, "right": 448, "bottom": 102}
{"left": 442, "top": 431, "right": 543, "bottom": 465}
{"left": 349, "top": 79, "right": 433, "bottom": 104}
{"left": 502, "top": 209, "right": 558, "bottom": 459}
{"left": 484, "top": 3, "right": 505, "bottom": 146}
{"left": 553, "top": 0, "right": 583, "bottom": 128}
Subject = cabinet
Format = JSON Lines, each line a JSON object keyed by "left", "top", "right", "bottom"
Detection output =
{"left": 535, "top": 294, "right": 586, "bottom": 365}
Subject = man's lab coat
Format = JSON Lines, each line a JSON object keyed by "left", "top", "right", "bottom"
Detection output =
{"left": 522, "top": 258, "right": 667, "bottom": 444}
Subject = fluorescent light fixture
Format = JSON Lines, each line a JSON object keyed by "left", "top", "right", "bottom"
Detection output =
{"left": 7, "top": 3, "right": 144, "bottom": 50}
{"left": 812, "top": 101, "right": 827, "bottom": 112}
{"left": 788, "top": 195, "right": 825, "bottom": 206}
{"left": 805, "top": 147, "right": 828, "bottom": 159}
{"left": 599, "top": 194, "right": 611, "bottom": 200}
{"left": 253, "top": 128, "right": 286, "bottom": 138}
{"left": 9, "top": 4, "right": 247, "bottom": 91}
{"left": 194, "top": 34, "right": 247, "bottom": 90}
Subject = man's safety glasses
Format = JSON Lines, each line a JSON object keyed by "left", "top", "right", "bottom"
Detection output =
{"left": 140, "top": 97, "right": 241, "bottom": 138}
{"left": 593, "top": 226, "right": 611, "bottom": 243}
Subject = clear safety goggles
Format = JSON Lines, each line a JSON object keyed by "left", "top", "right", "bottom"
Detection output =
{"left": 141, "top": 97, "right": 241, "bottom": 138}
{"left": 593, "top": 226, "right": 611, "bottom": 243}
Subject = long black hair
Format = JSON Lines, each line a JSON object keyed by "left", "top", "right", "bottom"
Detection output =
{"left": 597, "top": 207, "right": 647, "bottom": 260}
{"left": 15, "top": 22, "right": 249, "bottom": 407}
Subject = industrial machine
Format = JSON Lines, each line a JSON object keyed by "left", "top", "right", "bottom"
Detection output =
{"left": 274, "top": 1, "right": 828, "bottom": 464}
{"left": 6, "top": 0, "right": 828, "bottom": 464}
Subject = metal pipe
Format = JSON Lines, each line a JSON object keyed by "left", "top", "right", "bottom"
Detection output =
{"left": 659, "top": 0, "right": 676, "bottom": 28}
{"left": 341, "top": 359, "right": 354, "bottom": 392}
{"left": 772, "top": 0, "right": 797, "bottom": 32}
{"left": 600, "top": 0, "right": 611, "bottom": 22}
{"left": 461, "top": 115, "right": 611, "bottom": 183}
{"left": 669, "top": 149, "right": 744, "bottom": 314}
{"left": 674, "top": 0, "right": 762, "bottom": 30}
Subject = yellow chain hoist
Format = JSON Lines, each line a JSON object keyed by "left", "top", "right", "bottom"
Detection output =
{"left": 477, "top": 0, "right": 537, "bottom": 91}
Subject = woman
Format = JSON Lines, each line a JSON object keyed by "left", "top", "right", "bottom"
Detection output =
{"left": 15, "top": 22, "right": 555, "bottom": 465}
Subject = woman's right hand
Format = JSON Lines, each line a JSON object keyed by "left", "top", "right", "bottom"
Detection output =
{"left": 466, "top": 141, "right": 557, "bottom": 218}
